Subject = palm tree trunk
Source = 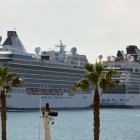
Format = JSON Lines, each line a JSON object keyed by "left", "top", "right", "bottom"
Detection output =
{"left": 93, "top": 87, "right": 100, "bottom": 140}
{"left": 1, "top": 90, "right": 7, "bottom": 140}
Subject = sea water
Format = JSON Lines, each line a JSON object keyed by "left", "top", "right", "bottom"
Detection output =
{"left": 0, "top": 109, "right": 140, "bottom": 140}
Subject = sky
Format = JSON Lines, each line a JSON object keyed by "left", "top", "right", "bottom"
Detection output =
{"left": 1, "top": 0, "right": 140, "bottom": 63}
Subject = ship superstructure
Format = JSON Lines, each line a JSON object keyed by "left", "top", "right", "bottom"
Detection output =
{"left": 100, "top": 45, "right": 140, "bottom": 107}
{"left": 0, "top": 31, "right": 93, "bottom": 109}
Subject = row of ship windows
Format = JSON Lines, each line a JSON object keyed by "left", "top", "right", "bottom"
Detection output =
{"left": 133, "top": 70, "right": 140, "bottom": 72}
{"left": 24, "top": 77, "right": 79, "bottom": 84}
{"left": 129, "top": 79, "right": 140, "bottom": 82}
{"left": 0, "top": 54, "right": 31, "bottom": 60}
{"left": 24, "top": 83, "right": 72, "bottom": 89}
{"left": 8, "top": 89, "right": 26, "bottom": 93}
{"left": 13, "top": 68, "right": 140, "bottom": 83}
{"left": 129, "top": 75, "right": 140, "bottom": 77}
{"left": 103, "top": 92, "right": 124, "bottom": 94}
{"left": 7, "top": 87, "right": 92, "bottom": 95}
{"left": 129, "top": 82, "right": 140, "bottom": 84}
{"left": 23, "top": 79, "right": 76, "bottom": 85}
{"left": 11, "top": 60, "right": 85, "bottom": 70}
{"left": 127, "top": 87, "right": 139, "bottom": 90}
{"left": 127, "top": 92, "right": 139, "bottom": 94}
{"left": 103, "top": 92, "right": 139, "bottom": 94}
{"left": 65, "top": 56, "right": 87, "bottom": 61}
{"left": 8, "top": 88, "right": 76, "bottom": 94}
{"left": 130, "top": 75, "right": 140, "bottom": 78}
{"left": 10, "top": 66, "right": 84, "bottom": 75}
{"left": 101, "top": 98, "right": 130, "bottom": 102}
{"left": 16, "top": 71, "right": 82, "bottom": 81}
{"left": 102, "top": 89, "right": 125, "bottom": 93}
{"left": 32, "top": 61, "right": 84, "bottom": 68}
{"left": 2, "top": 54, "right": 88, "bottom": 66}
{"left": 14, "top": 70, "right": 83, "bottom": 79}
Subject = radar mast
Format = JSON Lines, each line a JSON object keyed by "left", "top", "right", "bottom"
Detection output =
{"left": 56, "top": 40, "right": 65, "bottom": 53}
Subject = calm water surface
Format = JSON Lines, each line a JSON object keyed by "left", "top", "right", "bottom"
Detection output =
{"left": 0, "top": 108, "right": 140, "bottom": 140}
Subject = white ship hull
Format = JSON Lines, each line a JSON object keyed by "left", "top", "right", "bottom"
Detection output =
{"left": 5, "top": 88, "right": 93, "bottom": 109}
{"left": 100, "top": 93, "right": 140, "bottom": 107}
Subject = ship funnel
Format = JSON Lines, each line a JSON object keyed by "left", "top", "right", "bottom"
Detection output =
{"left": 2, "top": 31, "right": 27, "bottom": 54}
{"left": 7, "top": 31, "right": 17, "bottom": 36}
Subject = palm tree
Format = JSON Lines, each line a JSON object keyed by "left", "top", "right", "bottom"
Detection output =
{"left": 0, "top": 66, "right": 22, "bottom": 140}
{"left": 73, "top": 62, "right": 118, "bottom": 140}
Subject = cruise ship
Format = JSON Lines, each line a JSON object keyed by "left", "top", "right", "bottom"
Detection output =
{"left": 100, "top": 45, "right": 140, "bottom": 107}
{"left": 0, "top": 31, "right": 93, "bottom": 109}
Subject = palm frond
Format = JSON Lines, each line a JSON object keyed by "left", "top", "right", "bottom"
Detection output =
{"left": 100, "top": 68, "right": 116, "bottom": 89}
{"left": 99, "top": 78, "right": 107, "bottom": 89}
{"left": 6, "top": 73, "right": 16, "bottom": 83}
{"left": 12, "top": 77, "right": 22, "bottom": 87}
{"left": 0, "top": 66, "right": 22, "bottom": 91}
{"left": 3, "top": 86, "right": 12, "bottom": 93}
{"left": 0, "top": 67, "right": 9, "bottom": 84}
{"left": 84, "top": 63, "right": 94, "bottom": 72}
{"left": 95, "top": 63, "right": 104, "bottom": 76}
{"left": 85, "top": 71, "right": 98, "bottom": 85}
{"left": 106, "top": 69, "right": 116, "bottom": 80}
{"left": 72, "top": 79, "right": 89, "bottom": 92}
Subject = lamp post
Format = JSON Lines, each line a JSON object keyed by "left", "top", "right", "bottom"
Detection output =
{"left": 42, "top": 103, "right": 58, "bottom": 140}
{"left": 43, "top": 111, "right": 51, "bottom": 140}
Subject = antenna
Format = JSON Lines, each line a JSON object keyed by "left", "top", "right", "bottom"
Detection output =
{"left": 14, "top": 27, "right": 16, "bottom": 31}
{"left": 55, "top": 40, "right": 66, "bottom": 53}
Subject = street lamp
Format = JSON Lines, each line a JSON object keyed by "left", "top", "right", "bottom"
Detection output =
{"left": 42, "top": 103, "right": 58, "bottom": 140}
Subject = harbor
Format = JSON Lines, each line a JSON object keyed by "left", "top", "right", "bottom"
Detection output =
{"left": 0, "top": 30, "right": 140, "bottom": 140}
{"left": 1, "top": 108, "right": 140, "bottom": 140}
{"left": 1, "top": 1, "right": 140, "bottom": 140}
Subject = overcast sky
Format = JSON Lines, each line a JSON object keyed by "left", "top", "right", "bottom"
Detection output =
{"left": 1, "top": 0, "right": 140, "bottom": 63}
